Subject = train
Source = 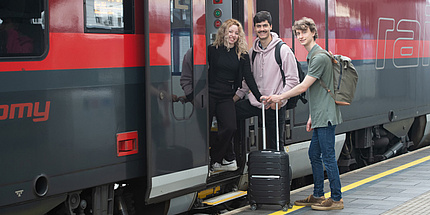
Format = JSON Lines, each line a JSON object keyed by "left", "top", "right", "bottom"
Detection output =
{"left": 1, "top": 0, "right": 430, "bottom": 214}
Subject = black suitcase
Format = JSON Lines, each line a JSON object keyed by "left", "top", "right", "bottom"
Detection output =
{"left": 248, "top": 103, "right": 291, "bottom": 211}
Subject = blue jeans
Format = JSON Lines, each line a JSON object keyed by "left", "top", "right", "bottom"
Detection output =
{"left": 309, "top": 123, "right": 342, "bottom": 201}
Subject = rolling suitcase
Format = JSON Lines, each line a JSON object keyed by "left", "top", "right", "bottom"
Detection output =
{"left": 248, "top": 103, "right": 291, "bottom": 211}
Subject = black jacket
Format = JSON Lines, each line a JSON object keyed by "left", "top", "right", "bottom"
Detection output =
{"left": 207, "top": 44, "right": 262, "bottom": 100}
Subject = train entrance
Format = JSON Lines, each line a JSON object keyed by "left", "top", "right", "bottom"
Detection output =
{"left": 144, "top": 0, "right": 208, "bottom": 207}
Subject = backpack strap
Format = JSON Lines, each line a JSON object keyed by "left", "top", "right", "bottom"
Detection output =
{"left": 274, "top": 41, "right": 286, "bottom": 63}
{"left": 251, "top": 41, "right": 286, "bottom": 87}
{"left": 251, "top": 49, "right": 257, "bottom": 64}
{"left": 309, "top": 50, "right": 336, "bottom": 101}
{"left": 275, "top": 41, "right": 286, "bottom": 87}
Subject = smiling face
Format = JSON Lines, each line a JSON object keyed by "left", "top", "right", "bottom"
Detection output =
{"left": 292, "top": 17, "right": 319, "bottom": 51}
{"left": 295, "top": 28, "right": 316, "bottom": 50}
{"left": 226, "top": 24, "right": 239, "bottom": 48}
{"left": 254, "top": 20, "right": 272, "bottom": 40}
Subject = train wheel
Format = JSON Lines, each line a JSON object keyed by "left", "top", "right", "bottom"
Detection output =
{"left": 408, "top": 115, "right": 426, "bottom": 150}
{"left": 116, "top": 183, "right": 170, "bottom": 215}
{"left": 114, "top": 187, "right": 136, "bottom": 215}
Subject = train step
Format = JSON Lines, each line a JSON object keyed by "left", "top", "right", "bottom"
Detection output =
{"left": 202, "top": 190, "right": 247, "bottom": 206}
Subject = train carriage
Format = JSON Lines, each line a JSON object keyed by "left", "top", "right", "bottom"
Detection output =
{"left": 1, "top": 0, "right": 430, "bottom": 214}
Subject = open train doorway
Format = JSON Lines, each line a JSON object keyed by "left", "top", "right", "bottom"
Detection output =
{"left": 205, "top": 1, "right": 251, "bottom": 180}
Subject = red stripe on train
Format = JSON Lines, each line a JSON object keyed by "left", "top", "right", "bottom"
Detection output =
{"left": 148, "top": 33, "right": 206, "bottom": 66}
{"left": 0, "top": 33, "right": 145, "bottom": 72}
{"left": 293, "top": 39, "right": 429, "bottom": 62}
{"left": 1, "top": 35, "right": 428, "bottom": 71}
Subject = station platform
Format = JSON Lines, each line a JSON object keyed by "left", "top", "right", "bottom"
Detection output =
{"left": 225, "top": 145, "right": 430, "bottom": 215}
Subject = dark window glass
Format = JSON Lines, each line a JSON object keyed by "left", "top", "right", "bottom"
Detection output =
{"left": 170, "top": 0, "right": 193, "bottom": 120}
{"left": 0, "top": 0, "right": 46, "bottom": 58}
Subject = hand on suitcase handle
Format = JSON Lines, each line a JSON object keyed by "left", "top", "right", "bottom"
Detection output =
{"left": 269, "top": 103, "right": 281, "bottom": 110}
{"left": 260, "top": 97, "right": 268, "bottom": 110}
{"left": 260, "top": 96, "right": 268, "bottom": 104}
{"left": 261, "top": 95, "right": 285, "bottom": 105}
{"left": 260, "top": 97, "right": 281, "bottom": 110}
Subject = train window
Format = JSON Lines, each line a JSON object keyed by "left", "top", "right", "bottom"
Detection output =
{"left": 171, "top": 0, "right": 193, "bottom": 120}
{"left": 0, "top": 0, "right": 47, "bottom": 58}
{"left": 85, "top": 0, "right": 133, "bottom": 33}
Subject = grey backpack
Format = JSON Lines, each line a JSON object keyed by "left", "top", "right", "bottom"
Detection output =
{"left": 310, "top": 50, "right": 358, "bottom": 105}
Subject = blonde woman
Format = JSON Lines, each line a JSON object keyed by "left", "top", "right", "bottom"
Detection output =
{"left": 208, "top": 19, "right": 261, "bottom": 171}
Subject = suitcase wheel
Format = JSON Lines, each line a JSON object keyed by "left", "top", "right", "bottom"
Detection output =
{"left": 250, "top": 203, "right": 259, "bottom": 211}
{"left": 282, "top": 205, "right": 288, "bottom": 211}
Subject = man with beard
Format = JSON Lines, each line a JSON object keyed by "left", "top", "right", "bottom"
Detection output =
{"left": 234, "top": 11, "right": 299, "bottom": 150}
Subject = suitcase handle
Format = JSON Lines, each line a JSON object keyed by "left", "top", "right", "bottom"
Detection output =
{"left": 261, "top": 102, "right": 280, "bottom": 151}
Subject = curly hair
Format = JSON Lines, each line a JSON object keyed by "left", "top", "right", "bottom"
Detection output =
{"left": 212, "top": 19, "right": 248, "bottom": 59}
{"left": 292, "top": 17, "right": 318, "bottom": 40}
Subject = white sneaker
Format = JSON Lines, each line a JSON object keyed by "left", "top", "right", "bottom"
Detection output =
{"left": 212, "top": 160, "right": 238, "bottom": 172}
{"left": 212, "top": 162, "right": 223, "bottom": 171}
{"left": 222, "top": 159, "right": 238, "bottom": 171}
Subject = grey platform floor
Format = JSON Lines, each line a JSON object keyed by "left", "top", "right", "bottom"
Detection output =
{"left": 225, "top": 145, "right": 430, "bottom": 215}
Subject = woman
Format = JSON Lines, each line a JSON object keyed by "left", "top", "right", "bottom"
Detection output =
{"left": 208, "top": 19, "right": 262, "bottom": 171}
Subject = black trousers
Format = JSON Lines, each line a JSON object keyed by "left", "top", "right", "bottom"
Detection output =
{"left": 209, "top": 94, "right": 236, "bottom": 164}
{"left": 236, "top": 99, "right": 286, "bottom": 150}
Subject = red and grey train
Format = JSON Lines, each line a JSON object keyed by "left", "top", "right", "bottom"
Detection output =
{"left": 1, "top": 0, "right": 430, "bottom": 214}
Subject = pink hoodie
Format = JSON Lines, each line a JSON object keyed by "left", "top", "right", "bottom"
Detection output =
{"left": 236, "top": 32, "right": 299, "bottom": 108}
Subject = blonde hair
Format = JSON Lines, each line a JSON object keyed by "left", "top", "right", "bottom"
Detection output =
{"left": 212, "top": 19, "right": 248, "bottom": 59}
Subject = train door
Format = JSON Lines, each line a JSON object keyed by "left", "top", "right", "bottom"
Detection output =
{"left": 144, "top": 0, "right": 208, "bottom": 205}
{"left": 205, "top": 0, "right": 252, "bottom": 176}
{"left": 204, "top": 0, "right": 298, "bottom": 171}
{"left": 288, "top": 0, "right": 328, "bottom": 144}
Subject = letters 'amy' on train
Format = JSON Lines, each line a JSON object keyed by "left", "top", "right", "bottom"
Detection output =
{"left": 0, "top": 101, "right": 51, "bottom": 122}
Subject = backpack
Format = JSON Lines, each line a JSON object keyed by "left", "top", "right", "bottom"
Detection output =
{"left": 310, "top": 50, "right": 358, "bottom": 106}
{"left": 251, "top": 41, "right": 307, "bottom": 110}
